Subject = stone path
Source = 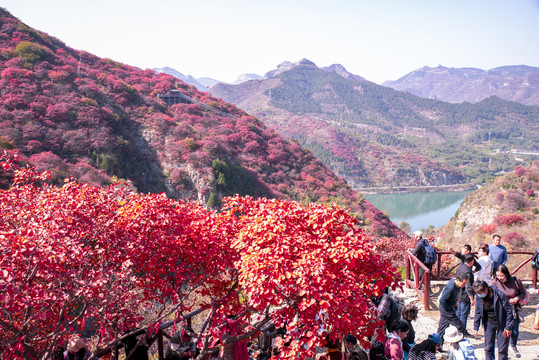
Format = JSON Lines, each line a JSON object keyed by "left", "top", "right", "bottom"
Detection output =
{"left": 393, "top": 282, "right": 539, "bottom": 360}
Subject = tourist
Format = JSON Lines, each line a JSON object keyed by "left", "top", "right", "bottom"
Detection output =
{"left": 472, "top": 280, "right": 513, "bottom": 360}
{"left": 475, "top": 244, "right": 494, "bottom": 284}
{"left": 455, "top": 254, "right": 476, "bottom": 334}
{"left": 325, "top": 333, "right": 344, "bottom": 360}
{"left": 489, "top": 234, "right": 507, "bottom": 271}
{"left": 450, "top": 244, "right": 481, "bottom": 273}
{"left": 400, "top": 304, "right": 418, "bottom": 359}
{"left": 411, "top": 231, "right": 427, "bottom": 284}
{"left": 343, "top": 334, "right": 368, "bottom": 360}
{"left": 407, "top": 333, "right": 442, "bottom": 360}
{"left": 443, "top": 325, "right": 477, "bottom": 360}
{"left": 64, "top": 335, "right": 91, "bottom": 360}
{"left": 164, "top": 326, "right": 198, "bottom": 360}
{"left": 492, "top": 264, "right": 528, "bottom": 358}
{"left": 436, "top": 273, "right": 468, "bottom": 342}
{"left": 371, "top": 290, "right": 401, "bottom": 333}
{"left": 384, "top": 320, "right": 409, "bottom": 360}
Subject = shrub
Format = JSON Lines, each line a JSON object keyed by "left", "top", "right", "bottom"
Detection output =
{"left": 526, "top": 189, "right": 535, "bottom": 197}
{"left": 504, "top": 232, "right": 525, "bottom": 247}
{"left": 496, "top": 214, "right": 526, "bottom": 227}
{"left": 479, "top": 223, "right": 498, "bottom": 234}
{"left": 495, "top": 192, "right": 504, "bottom": 203}
{"left": 532, "top": 208, "right": 538, "bottom": 214}
{"left": 14, "top": 41, "right": 55, "bottom": 65}
{"left": 515, "top": 167, "right": 528, "bottom": 177}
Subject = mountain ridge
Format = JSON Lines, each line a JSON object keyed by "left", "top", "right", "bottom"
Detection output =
{"left": 383, "top": 64, "right": 539, "bottom": 105}
{"left": 0, "top": 9, "right": 405, "bottom": 238}
{"left": 210, "top": 59, "right": 539, "bottom": 189}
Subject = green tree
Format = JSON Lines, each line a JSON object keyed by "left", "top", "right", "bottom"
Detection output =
{"left": 399, "top": 221, "right": 411, "bottom": 234}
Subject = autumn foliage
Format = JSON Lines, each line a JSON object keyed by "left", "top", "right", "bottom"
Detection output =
{"left": 0, "top": 153, "right": 399, "bottom": 359}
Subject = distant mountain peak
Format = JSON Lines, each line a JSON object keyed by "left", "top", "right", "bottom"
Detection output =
{"left": 233, "top": 73, "right": 263, "bottom": 84}
{"left": 265, "top": 59, "right": 318, "bottom": 78}
{"left": 384, "top": 64, "right": 539, "bottom": 105}
{"left": 323, "top": 64, "right": 365, "bottom": 82}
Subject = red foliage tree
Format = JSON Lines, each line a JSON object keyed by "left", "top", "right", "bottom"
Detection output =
{"left": 0, "top": 154, "right": 398, "bottom": 360}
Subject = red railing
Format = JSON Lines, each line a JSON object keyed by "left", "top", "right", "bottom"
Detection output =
{"left": 405, "top": 250, "right": 538, "bottom": 311}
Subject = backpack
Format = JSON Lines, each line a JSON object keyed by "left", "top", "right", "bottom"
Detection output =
{"left": 531, "top": 248, "right": 539, "bottom": 271}
{"left": 423, "top": 241, "right": 437, "bottom": 265}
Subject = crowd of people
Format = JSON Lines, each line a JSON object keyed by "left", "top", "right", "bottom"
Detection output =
{"left": 51, "top": 234, "right": 538, "bottom": 360}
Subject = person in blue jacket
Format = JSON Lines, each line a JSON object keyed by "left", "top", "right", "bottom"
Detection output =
{"left": 472, "top": 280, "right": 513, "bottom": 360}
{"left": 488, "top": 234, "right": 507, "bottom": 271}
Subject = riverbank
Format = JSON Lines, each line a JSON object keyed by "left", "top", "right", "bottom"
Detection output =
{"left": 355, "top": 183, "right": 477, "bottom": 195}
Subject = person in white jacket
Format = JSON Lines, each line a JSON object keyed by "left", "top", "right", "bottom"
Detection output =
{"left": 475, "top": 244, "right": 493, "bottom": 284}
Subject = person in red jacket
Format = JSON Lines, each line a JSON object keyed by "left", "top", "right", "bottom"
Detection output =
{"left": 384, "top": 321, "right": 410, "bottom": 360}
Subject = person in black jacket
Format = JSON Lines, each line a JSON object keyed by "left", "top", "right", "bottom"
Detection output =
{"left": 401, "top": 304, "right": 418, "bottom": 358}
{"left": 455, "top": 254, "right": 476, "bottom": 335}
{"left": 450, "top": 244, "right": 481, "bottom": 273}
{"left": 436, "top": 273, "right": 468, "bottom": 344}
{"left": 411, "top": 231, "right": 427, "bottom": 284}
{"left": 473, "top": 280, "right": 513, "bottom": 360}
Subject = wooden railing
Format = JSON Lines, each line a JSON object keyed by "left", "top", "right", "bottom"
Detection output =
{"left": 405, "top": 250, "right": 538, "bottom": 311}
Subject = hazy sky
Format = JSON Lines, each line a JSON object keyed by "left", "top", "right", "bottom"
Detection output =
{"left": 2, "top": 0, "right": 539, "bottom": 84}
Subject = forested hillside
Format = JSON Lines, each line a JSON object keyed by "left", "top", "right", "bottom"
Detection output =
{"left": 0, "top": 9, "right": 404, "bottom": 237}
{"left": 210, "top": 59, "right": 539, "bottom": 188}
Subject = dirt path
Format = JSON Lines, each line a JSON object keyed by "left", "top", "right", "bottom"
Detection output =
{"left": 394, "top": 282, "right": 539, "bottom": 360}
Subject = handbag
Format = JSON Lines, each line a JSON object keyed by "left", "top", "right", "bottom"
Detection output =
{"left": 513, "top": 306, "right": 524, "bottom": 323}
{"left": 516, "top": 277, "right": 530, "bottom": 305}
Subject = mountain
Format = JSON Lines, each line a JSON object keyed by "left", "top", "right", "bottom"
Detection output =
{"left": 234, "top": 73, "right": 263, "bottom": 84}
{"left": 154, "top": 68, "right": 263, "bottom": 90}
{"left": 436, "top": 161, "right": 539, "bottom": 278}
{"left": 210, "top": 59, "right": 539, "bottom": 189}
{"left": 0, "top": 9, "right": 405, "bottom": 238}
{"left": 196, "top": 76, "right": 221, "bottom": 89}
{"left": 153, "top": 66, "right": 207, "bottom": 90}
{"left": 383, "top": 65, "right": 539, "bottom": 105}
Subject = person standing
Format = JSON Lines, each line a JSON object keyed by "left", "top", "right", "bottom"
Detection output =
{"left": 411, "top": 231, "right": 427, "bottom": 284}
{"left": 437, "top": 273, "right": 468, "bottom": 342}
{"left": 492, "top": 264, "right": 527, "bottom": 358}
{"left": 450, "top": 244, "right": 481, "bottom": 273}
{"left": 455, "top": 254, "right": 476, "bottom": 335}
{"left": 472, "top": 280, "right": 513, "bottom": 360}
{"left": 475, "top": 244, "right": 494, "bottom": 284}
{"left": 489, "top": 234, "right": 507, "bottom": 270}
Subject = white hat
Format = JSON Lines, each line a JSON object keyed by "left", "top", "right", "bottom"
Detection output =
{"left": 413, "top": 230, "right": 422, "bottom": 237}
{"left": 443, "top": 325, "right": 463, "bottom": 343}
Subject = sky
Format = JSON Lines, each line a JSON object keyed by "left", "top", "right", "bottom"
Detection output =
{"left": 2, "top": 0, "right": 539, "bottom": 84}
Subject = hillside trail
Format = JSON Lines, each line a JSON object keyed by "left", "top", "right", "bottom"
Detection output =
{"left": 392, "top": 281, "right": 539, "bottom": 360}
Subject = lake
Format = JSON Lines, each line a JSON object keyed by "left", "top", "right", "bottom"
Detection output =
{"left": 364, "top": 190, "right": 473, "bottom": 232}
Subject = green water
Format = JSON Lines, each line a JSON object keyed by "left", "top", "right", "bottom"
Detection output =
{"left": 364, "top": 190, "right": 472, "bottom": 232}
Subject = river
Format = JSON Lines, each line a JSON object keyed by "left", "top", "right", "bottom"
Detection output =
{"left": 364, "top": 190, "right": 473, "bottom": 232}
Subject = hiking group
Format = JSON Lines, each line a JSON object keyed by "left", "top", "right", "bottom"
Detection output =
{"left": 410, "top": 232, "right": 538, "bottom": 360}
